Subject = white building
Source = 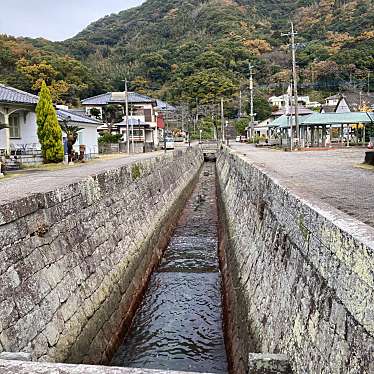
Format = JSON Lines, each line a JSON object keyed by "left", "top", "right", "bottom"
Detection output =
{"left": 268, "top": 95, "right": 321, "bottom": 109}
{"left": 81, "top": 92, "right": 163, "bottom": 148}
{"left": 322, "top": 92, "right": 374, "bottom": 113}
{"left": 56, "top": 106, "right": 102, "bottom": 155}
{"left": 0, "top": 84, "right": 101, "bottom": 158}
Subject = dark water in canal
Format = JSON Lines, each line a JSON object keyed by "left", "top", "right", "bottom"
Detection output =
{"left": 111, "top": 163, "right": 228, "bottom": 373}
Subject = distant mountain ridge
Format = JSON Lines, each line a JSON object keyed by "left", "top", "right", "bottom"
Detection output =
{"left": 0, "top": 0, "right": 373, "bottom": 104}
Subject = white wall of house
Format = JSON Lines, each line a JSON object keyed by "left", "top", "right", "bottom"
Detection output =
{"left": 335, "top": 98, "right": 351, "bottom": 113}
{"left": 0, "top": 128, "right": 6, "bottom": 149}
{"left": 269, "top": 95, "right": 314, "bottom": 109}
{"left": 0, "top": 111, "right": 40, "bottom": 151}
{"left": 326, "top": 98, "right": 339, "bottom": 106}
{"left": 62, "top": 124, "right": 99, "bottom": 155}
{"left": 75, "top": 125, "right": 99, "bottom": 154}
{"left": 0, "top": 109, "right": 99, "bottom": 155}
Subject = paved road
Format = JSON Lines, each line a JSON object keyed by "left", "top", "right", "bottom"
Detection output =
{"left": 0, "top": 151, "right": 170, "bottom": 205}
{"left": 231, "top": 143, "right": 374, "bottom": 227}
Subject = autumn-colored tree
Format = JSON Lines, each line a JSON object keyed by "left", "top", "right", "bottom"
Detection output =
{"left": 242, "top": 39, "right": 272, "bottom": 55}
{"left": 35, "top": 81, "right": 64, "bottom": 163}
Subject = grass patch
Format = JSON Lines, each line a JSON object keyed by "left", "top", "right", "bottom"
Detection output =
{"left": 20, "top": 163, "right": 71, "bottom": 171}
{"left": 131, "top": 164, "right": 142, "bottom": 180}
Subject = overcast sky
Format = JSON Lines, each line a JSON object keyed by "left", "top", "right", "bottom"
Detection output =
{"left": 0, "top": 0, "right": 145, "bottom": 41}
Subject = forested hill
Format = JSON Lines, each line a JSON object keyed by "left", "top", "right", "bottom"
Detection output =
{"left": 0, "top": 0, "right": 373, "bottom": 105}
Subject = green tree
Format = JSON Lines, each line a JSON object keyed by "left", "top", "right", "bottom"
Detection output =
{"left": 253, "top": 95, "right": 272, "bottom": 121}
{"left": 234, "top": 118, "right": 248, "bottom": 135}
{"left": 102, "top": 105, "right": 124, "bottom": 134}
{"left": 35, "top": 81, "right": 64, "bottom": 163}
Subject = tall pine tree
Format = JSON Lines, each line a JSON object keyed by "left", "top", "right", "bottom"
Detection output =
{"left": 36, "top": 81, "right": 64, "bottom": 163}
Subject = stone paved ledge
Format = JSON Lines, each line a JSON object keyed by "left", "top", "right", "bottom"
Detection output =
{"left": 0, "top": 360, "right": 214, "bottom": 374}
{"left": 0, "top": 150, "right": 181, "bottom": 205}
{"left": 230, "top": 144, "right": 374, "bottom": 227}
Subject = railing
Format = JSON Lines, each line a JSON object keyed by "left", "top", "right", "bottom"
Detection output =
{"left": 99, "top": 142, "right": 154, "bottom": 155}
{"left": 199, "top": 140, "right": 220, "bottom": 154}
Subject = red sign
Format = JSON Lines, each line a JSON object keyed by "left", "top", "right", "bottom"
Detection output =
{"left": 157, "top": 113, "right": 165, "bottom": 129}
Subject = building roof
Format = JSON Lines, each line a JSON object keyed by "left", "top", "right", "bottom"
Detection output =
{"left": 0, "top": 84, "right": 39, "bottom": 105}
{"left": 273, "top": 107, "right": 314, "bottom": 116}
{"left": 156, "top": 100, "right": 176, "bottom": 111}
{"left": 326, "top": 91, "right": 374, "bottom": 111}
{"left": 255, "top": 118, "right": 272, "bottom": 128}
{"left": 57, "top": 108, "right": 102, "bottom": 126}
{"left": 325, "top": 94, "right": 340, "bottom": 101}
{"left": 320, "top": 105, "right": 336, "bottom": 113}
{"left": 269, "top": 114, "right": 289, "bottom": 128}
{"left": 116, "top": 118, "right": 147, "bottom": 127}
{"left": 268, "top": 112, "right": 373, "bottom": 128}
{"left": 81, "top": 92, "right": 157, "bottom": 106}
{"left": 300, "top": 112, "right": 374, "bottom": 126}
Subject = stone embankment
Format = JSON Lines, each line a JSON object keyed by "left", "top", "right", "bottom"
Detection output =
{"left": 0, "top": 360, "right": 214, "bottom": 374}
{"left": 0, "top": 148, "right": 203, "bottom": 365}
{"left": 217, "top": 147, "right": 374, "bottom": 373}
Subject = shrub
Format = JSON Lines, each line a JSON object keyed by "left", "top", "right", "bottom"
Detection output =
{"left": 35, "top": 81, "right": 64, "bottom": 163}
{"left": 98, "top": 133, "right": 123, "bottom": 144}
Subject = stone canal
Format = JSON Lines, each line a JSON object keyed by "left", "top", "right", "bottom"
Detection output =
{"left": 111, "top": 162, "right": 228, "bottom": 373}
{"left": 1, "top": 147, "right": 373, "bottom": 374}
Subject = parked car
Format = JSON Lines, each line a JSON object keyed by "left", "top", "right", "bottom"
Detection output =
{"left": 162, "top": 136, "right": 175, "bottom": 150}
{"left": 236, "top": 135, "right": 247, "bottom": 143}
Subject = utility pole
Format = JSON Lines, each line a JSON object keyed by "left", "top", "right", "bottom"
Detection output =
{"left": 221, "top": 97, "right": 225, "bottom": 143}
{"left": 194, "top": 98, "right": 199, "bottom": 134}
{"left": 130, "top": 106, "right": 135, "bottom": 153}
{"left": 282, "top": 22, "right": 300, "bottom": 147}
{"left": 239, "top": 89, "right": 242, "bottom": 118}
{"left": 125, "top": 79, "right": 130, "bottom": 154}
{"left": 249, "top": 63, "right": 255, "bottom": 141}
{"left": 287, "top": 82, "right": 293, "bottom": 151}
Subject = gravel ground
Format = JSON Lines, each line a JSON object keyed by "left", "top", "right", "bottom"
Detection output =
{"left": 231, "top": 143, "right": 374, "bottom": 227}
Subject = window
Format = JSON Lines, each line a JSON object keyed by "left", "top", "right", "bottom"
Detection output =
{"left": 9, "top": 114, "right": 20, "bottom": 138}
{"left": 144, "top": 109, "right": 152, "bottom": 122}
{"left": 132, "top": 107, "right": 144, "bottom": 116}
{"left": 78, "top": 131, "right": 83, "bottom": 145}
{"left": 132, "top": 129, "right": 144, "bottom": 137}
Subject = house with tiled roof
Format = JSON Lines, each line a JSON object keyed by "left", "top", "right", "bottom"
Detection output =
{"left": 0, "top": 84, "right": 40, "bottom": 155}
{"left": 322, "top": 91, "right": 374, "bottom": 113}
{"left": 81, "top": 92, "right": 164, "bottom": 148}
{"left": 56, "top": 106, "right": 102, "bottom": 155}
{"left": 0, "top": 84, "right": 101, "bottom": 158}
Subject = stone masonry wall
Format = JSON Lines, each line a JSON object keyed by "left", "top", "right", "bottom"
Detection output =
{"left": 0, "top": 148, "right": 203, "bottom": 364}
{"left": 216, "top": 147, "right": 374, "bottom": 373}
{"left": 0, "top": 359, "right": 214, "bottom": 374}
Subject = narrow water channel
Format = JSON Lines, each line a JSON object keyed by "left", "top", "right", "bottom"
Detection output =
{"left": 111, "top": 162, "right": 228, "bottom": 373}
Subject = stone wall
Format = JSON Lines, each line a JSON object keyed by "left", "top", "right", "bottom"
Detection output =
{"left": 0, "top": 148, "right": 203, "bottom": 364}
{"left": 0, "top": 360, "right": 209, "bottom": 374}
{"left": 216, "top": 147, "right": 374, "bottom": 374}
{"left": 0, "top": 359, "right": 214, "bottom": 374}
